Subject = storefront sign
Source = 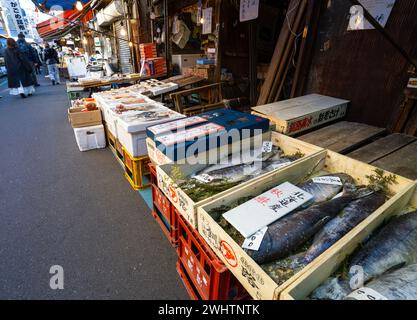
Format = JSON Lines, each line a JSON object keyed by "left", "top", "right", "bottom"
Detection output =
{"left": 6, "top": 0, "right": 30, "bottom": 36}
{"left": 240, "top": 0, "right": 259, "bottom": 22}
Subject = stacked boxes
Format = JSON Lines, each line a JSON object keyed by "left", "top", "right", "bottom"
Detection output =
{"left": 139, "top": 43, "right": 157, "bottom": 59}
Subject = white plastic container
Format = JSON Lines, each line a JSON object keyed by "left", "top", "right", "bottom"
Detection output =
{"left": 73, "top": 124, "right": 106, "bottom": 152}
{"left": 116, "top": 108, "right": 185, "bottom": 157}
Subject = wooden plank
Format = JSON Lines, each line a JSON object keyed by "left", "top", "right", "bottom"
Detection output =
{"left": 298, "top": 121, "right": 386, "bottom": 154}
{"left": 372, "top": 141, "right": 417, "bottom": 180}
{"left": 347, "top": 133, "right": 417, "bottom": 164}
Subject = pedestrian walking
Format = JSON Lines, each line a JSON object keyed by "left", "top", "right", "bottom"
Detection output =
{"left": 4, "top": 38, "right": 35, "bottom": 99}
{"left": 43, "top": 43, "right": 61, "bottom": 85}
{"left": 17, "top": 33, "right": 40, "bottom": 87}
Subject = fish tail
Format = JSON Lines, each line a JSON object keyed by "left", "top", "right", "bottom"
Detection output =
{"left": 311, "top": 277, "right": 351, "bottom": 300}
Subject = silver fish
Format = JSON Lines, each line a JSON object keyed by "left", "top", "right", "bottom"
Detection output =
{"left": 311, "top": 210, "right": 417, "bottom": 300}
{"left": 193, "top": 157, "right": 299, "bottom": 184}
{"left": 298, "top": 173, "right": 355, "bottom": 203}
{"left": 296, "top": 191, "right": 386, "bottom": 267}
{"left": 346, "top": 264, "right": 417, "bottom": 300}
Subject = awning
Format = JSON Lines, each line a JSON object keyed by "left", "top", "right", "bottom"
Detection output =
{"left": 36, "top": 8, "right": 93, "bottom": 40}
{"left": 31, "top": 0, "right": 90, "bottom": 11}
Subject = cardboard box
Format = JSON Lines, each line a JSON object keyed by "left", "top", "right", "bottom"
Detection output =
{"left": 251, "top": 94, "right": 349, "bottom": 136}
{"left": 68, "top": 107, "right": 102, "bottom": 128}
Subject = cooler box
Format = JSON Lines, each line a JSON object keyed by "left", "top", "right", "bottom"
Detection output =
{"left": 147, "top": 109, "right": 270, "bottom": 161}
{"left": 116, "top": 108, "right": 185, "bottom": 157}
{"left": 73, "top": 124, "right": 106, "bottom": 152}
{"left": 251, "top": 94, "right": 349, "bottom": 135}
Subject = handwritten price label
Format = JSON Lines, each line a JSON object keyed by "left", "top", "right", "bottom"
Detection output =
{"left": 262, "top": 141, "right": 273, "bottom": 153}
{"left": 312, "top": 176, "right": 343, "bottom": 186}
{"left": 242, "top": 227, "right": 268, "bottom": 251}
{"left": 346, "top": 287, "right": 388, "bottom": 301}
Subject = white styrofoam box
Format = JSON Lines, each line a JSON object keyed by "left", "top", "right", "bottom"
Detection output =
{"left": 117, "top": 128, "right": 148, "bottom": 157}
{"left": 73, "top": 124, "right": 106, "bottom": 152}
{"left": 148, "top": 82, "right": 179, "bottom": 96}
{"left": 116, "top": 109, "right": 185, "bottom": 157}
{"left": 116, "top": 108, "right": 185, "bottom": 133}
{"left": 172, "top": 54, "right": 203, "bottom": 72}
{"left": 252, "top": 94, "right": 349, "bottom": 135}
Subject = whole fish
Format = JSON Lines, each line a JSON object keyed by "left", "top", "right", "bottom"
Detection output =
{"left": 194, "top": 157, "right": 299, "bottom": 184}
{"left": 298, "top": 173, "right": 355, "bottom": 203}
{"left": 296, "top": 191, "right": 386, "bottom": 267}
{"left": 311, "top": 211, "right": 417, "bottom": 300}
{"left": 247, "top": 183, "right": 361, "bottom": 264}
{"left": 346, "top": 264, "right": 417, "bottom": 300}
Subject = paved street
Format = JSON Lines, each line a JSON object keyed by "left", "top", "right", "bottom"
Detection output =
{"left": 0, "top": 76, "right": 187, "bottom": 299}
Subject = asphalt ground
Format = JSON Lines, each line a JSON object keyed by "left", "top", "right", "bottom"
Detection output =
{"left": 0, "top": 75, "right": 188, "bottom": 299}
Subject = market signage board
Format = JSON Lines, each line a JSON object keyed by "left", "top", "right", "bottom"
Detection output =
{"left": 348, "top": 0, "right": 396, "bottom": 30}
{"left": 223, "top": 182, "right": 313, "bottom": 238}
{"left": 408, "top": 78, "right": 417, "bottom": 89}
{"left": 6, "top": 0, "right": 30, "bottom": 36}
{"left": 240, "top": 0, "right": 260, "bottom": 22}
{"left": 202, "top": 7, "right": 213, "bottom": 35}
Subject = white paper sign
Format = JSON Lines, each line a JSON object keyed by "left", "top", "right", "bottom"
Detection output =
{"left": 242, "top": 226, "right": 268, "bottom": 251}
{"left": 6, "top": 0, "right": 30, "bottom": 37}
{"left": 262, "top": 141, "right": 273, "bottom": 153}
{"left": 346, "top": 287, "right": 388, "bottom": 300}
{"left": 348, "top": 0, "right": 396, "bottom": 30}
{"left": 312, "top": 176, "right": 343, "bottom": 186}
{"left": 240, "top": 0, "right": 260, "bottom": 22}
{"left": 202, "top": 7, "right": 213, "bottom": 35}
{"left": 223, "top": 182, "right": 313, "bottom": 238}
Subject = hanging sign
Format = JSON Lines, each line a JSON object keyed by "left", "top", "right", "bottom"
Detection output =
{"left": 240, "top": 0, "right": 260, "bottom": 22}
{"left": 348, "top": 0, "right": 396, "bottom": 30}
{"left": 202, "top": 7, "right": 213, "bottom": 35}
{"left": 6, "top": 0, "right": 30, "bottom": 36}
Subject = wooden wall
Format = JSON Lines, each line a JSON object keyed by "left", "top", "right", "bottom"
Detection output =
{"left": 305, "top": 0, "right": 417, "bottom": 128}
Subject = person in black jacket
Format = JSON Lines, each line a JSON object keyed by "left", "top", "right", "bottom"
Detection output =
{"left": 4, "top": 38, "right": 35, "bottom": 98}
{"left": 44, "top": 43, "right": 61, "bottom": 85}
{"left": 17, "top": 33, "right": 40, "bottom": 86}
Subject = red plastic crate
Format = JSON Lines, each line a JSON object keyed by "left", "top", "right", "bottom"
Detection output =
{"left": 149, "top": 163, "right": 157, "bottom": 185}
{"left": 176, "top": 260, "right": 202, "bottom": 300}
{"left": 176, "top": 210, "right": 248, "bottom": 300}
{"left": 152, "top": 184, "right": 172, "bottom": 225}
{"left": 151, "top": 208, "right": 177, "bottom": 247}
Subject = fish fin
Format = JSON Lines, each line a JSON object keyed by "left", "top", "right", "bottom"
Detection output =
{"left": 384, "top": 262, "right": 407, "bottom": 274}
{"left": 312, "top": 216, "right": 332, "bottom": 234}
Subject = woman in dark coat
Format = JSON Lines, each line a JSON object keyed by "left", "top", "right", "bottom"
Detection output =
{"left": 4, "top": 38, "right": 35, "bottom": 98}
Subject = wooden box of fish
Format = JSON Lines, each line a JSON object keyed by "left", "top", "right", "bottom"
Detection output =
{"left": 280, "top": 183, "right": 417, "bottom": 300}
{"left": 196, "top": 150, "right": 414, "bottom": 299}
{"left": 251, "top": 94, "right": 349, "bottom": 136}
{"left": 156, "top": 132, "right": 324, "bottom": 228}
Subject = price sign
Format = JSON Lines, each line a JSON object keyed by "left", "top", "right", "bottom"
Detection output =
{"left": 262, "top": 141, "right": 273, "bottom": 153}
{"left": 242, "top": 226, "right": 268, "bottom": 251}
{"left": 346, "top": 287, "right": 388, "bottom": 300}
{"left": 312, "top": 176, "right": 343, "bottom": 186}
{"left": 223, "top": 182, "right": 313, "bottom": 237}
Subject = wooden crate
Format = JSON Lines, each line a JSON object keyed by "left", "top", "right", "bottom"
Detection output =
{"left": 123, "top": 147, "right": 151, "bottom": 190}
{"left": 156, "top": 132, "right": 324, "bottom": 228}
{"left": 281, "top": 184, "right": 417, "bottom": 300}
{"left": 196, "top": 150, "right": 414, "bottom": 300}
